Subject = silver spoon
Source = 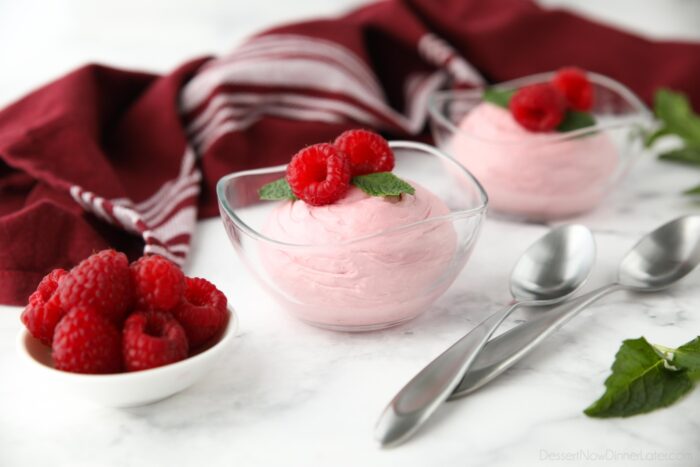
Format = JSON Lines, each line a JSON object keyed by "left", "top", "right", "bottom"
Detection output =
{"left": 449, "top": 215, "right": 700, "bottom": 400}
{"left": 375, "top": 224, "right": 596, "bottom": 447}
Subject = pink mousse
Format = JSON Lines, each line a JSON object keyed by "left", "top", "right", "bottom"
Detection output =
{"left": 260, "top": 183, "right": 457, "bottom": 329}
{"left": 451, "top": 102, "right": 618, "bottom": 220}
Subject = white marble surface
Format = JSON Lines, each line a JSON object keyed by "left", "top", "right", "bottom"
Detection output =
{"left": 2, "top": 2, "right": 700, "bottom": 467}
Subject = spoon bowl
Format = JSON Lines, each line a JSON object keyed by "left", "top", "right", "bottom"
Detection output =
{"left": 375, "top": 224, "right": 595, "bottom": 447}
{"left": 511, "top": 225, "right": 596, "bottom": 303}
{"left": 618, "top": 215, "right": 700, "bottom": 291}
{"left": 450, "top": 215, "right": 700, "bottom": 400}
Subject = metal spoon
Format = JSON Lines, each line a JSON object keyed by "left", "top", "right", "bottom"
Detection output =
{"left": 449, "top": 215, "right": 700, "bottom": 400}
{"left": 375, "top": 225, "right": 596, "bottom": 447}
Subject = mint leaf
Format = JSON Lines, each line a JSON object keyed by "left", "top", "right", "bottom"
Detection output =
{"left": 584, "top": 337, "right": 694, "bottom": 418}
{"left": 670, "top": 337, "right": 700, "bottom": 372}
{"left": 351, "top": 172, "right": 415, "bottom": 197}
{"left": 258, "top": 178, "right": 296, "bottom": 201}
{"left": 684, "top": 184, "right": 700, "bottom": 195}
{"left": 659, "top": 146, "right": 700, "bottom": 165}
{"left": 556, "top": 110, "right": 596, "bottom": 133}
{"left": 482, "top": 88, "right": 515, "bottom": 108}
{"left": 654, "top": 88, "right": 700, "bottom": 145}
{"left": 647, "top": 89, "right": 700, "bottom": 194}
{"left": 644, "top": 127, "right": 672, "bottom": 148}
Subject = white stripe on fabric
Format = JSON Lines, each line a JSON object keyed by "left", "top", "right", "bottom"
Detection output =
{"left": 67, "top": 147, "right": 198, "bottom": 265}
{"left": 195, "top": 105, "right": 345, "bottom": 153}
{"left": 187, "top": 92, "right": 384, "bottom": 136}
{"left": 417, "top": 33, "right": 484, "bottom": 85}
{"left": 144, "top": 184, "right": 200, "bottom": 227}
{"left": 192, "top": 34, "right": 384, "bottom": 105}
{"left": 144, "top": 206, "right": 198, "bottom": 243}
{"left": 143, "top": 244, "right": 185, "bottom": 265}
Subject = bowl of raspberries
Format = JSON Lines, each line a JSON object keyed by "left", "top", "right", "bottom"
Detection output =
{"left": 16, "top": 249, "right": 238, "bottom": 407}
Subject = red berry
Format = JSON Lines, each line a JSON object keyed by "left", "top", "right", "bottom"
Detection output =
{"left": 509, "top": 83, "right": 566, "bottom": 132}
{"left": 333, "top": 129, "right": 394, "bottom": 176}
{"left": 130, "top": 255, "right": 185, "bottom": 311}
{"left": 123, "top": 311, "right": 188, "bottom": 371}
{"left": 172, "top": 277, "right": 228, "bottom": 349}
{"left": 58, "top": 250, "right": 133, "bottom": 324}
{"left": 552, "top": 67, "right": 594, "bottom": 111}
{"left": 286, "top": 143, "right": 351, "bottom": 206}
{"left": 21, "top": 269, "right": 68, "bottom": 346}
{"left": 52, "top": 307, "right": 122, "bottom": 374}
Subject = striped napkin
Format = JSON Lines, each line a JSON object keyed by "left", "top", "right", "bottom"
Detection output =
{"left": 1, "top": 0, "right": 699, "bottom": 304}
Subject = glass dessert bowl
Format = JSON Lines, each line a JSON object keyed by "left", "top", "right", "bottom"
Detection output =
{"left": 428, "top": 71, "right": 654, "bottom": 221}
{"left": 217, "top": 141, "right": 487, "bottom": 331}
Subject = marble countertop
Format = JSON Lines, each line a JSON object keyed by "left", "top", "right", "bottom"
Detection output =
{"left": 2, "top": 1, "right": 700, "bottom": 466}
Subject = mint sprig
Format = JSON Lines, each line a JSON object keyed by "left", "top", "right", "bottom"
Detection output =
{"left": 556, "top": 110, "right": 596, "bottom": 132}
{"left": 481, "top": 86, "right": 596, "bottom": 133}
{"left": 585, "top": 336, "right": 700, "bottom": 418}
{"left": 646, "top": 88, "right": 700, "bottom": 194}
{"left": 351, "top": 172, "right": 415, "bottom": 197}
{"left": 482, "top": 88, "right": 515, "bottom": 109}
{"left": 258, "top": 178, "right": 297, "bottom": 201}
{"left": 650, "top": 88, "right": 700, "bottom": 144}
{"left": 257, "top": 173, "right": 415, "bottom": 202}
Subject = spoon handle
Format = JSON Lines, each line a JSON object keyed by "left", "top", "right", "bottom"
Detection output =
{"left": 375, "top": 301, "right": 521, "bottom": 447}
{"left": 448, "top": 283, "right": 623, "bottom": 400}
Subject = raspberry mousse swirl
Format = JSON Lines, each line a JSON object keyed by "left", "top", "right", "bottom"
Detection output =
{"left": 452, "top": 102, "right": 618, "bottom": 220}
{"left": 260, "top": 182, "right": 457, "bottom": 327}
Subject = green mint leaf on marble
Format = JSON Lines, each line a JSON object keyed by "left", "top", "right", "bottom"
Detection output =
{"left": 684, "top": 184, "right": 700, "bottom": 195}
{"left": 351, "top": 172, "right": 415, "bottom": 197}
{"left": 556, "top": 110, "right": 596, "bottom": 133}
{"left": 584, "top": 337, "right": 694, "bottom": 418}
{"left": 644, "top": 127, "right": 672, "bottom": 148}
{"left": 662, "top": 337, "right": 700, "bottom": 372}
{"left": 653, "top": 88, "right": 700, "bottom": 145}
{"left": 658, "top": 146, "right": 700, "bottom": 166}
{"left": 258, "top": 178, "right": 297, "bottom": 201}
{"left": 482, "top": 88, "right": 515, "bottom": 108}
{"left": 647, "top": 89, "right": 700, "bottom": 194}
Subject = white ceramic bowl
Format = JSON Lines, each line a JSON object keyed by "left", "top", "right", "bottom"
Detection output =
{"left": 16, "top": 306, "right": 238, "bottom": 408}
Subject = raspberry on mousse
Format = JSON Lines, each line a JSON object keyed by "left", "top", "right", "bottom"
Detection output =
{"left": 508, "top": 83, "right": 567, "bottom": 132}
{"left": 286, "top": 143, "right": 352, "bottom": 206}
{"left": 334, "top": 129, "right": 394, "bottom": 176}
{"left": 552, "top": 67, "right": 594, "bottom": 112}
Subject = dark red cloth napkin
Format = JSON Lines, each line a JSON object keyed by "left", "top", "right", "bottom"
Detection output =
{"left": 2, "top": 0, "right": 700, "bottom": 305}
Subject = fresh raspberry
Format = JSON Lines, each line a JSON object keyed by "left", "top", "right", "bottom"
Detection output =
{"left": 58, "top": 249, "right": 133, "bottom": 324}
{"left": 552, "top": 67, "right": 594, "bottom": 111}
{"left": 52, "top": 307, "right": 122, "bottom": 374}
{"left": 509, "top": 83, "right": 566, "bottom": 132}
{"left": 122, "top": 311, "right": 188, "bottom": 371}
{"left": 130, "top": 255, "right": 185, "bottom": 312}
{"left": 286, "top": 143, "right": 351, "bottom": 206}
{"left": 172, "top": 277, "right": 228, "bottom": 349}
{"left": 21, "top": 269, "right": 68, "bottom": 346}
{"left": 333, "top": 129, "right": 394, "bottom": 176}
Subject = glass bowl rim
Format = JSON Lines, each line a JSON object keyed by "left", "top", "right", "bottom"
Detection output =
{"left": 216, "top": 140, "right": 488, "bottom": 249}
{"left": 427, "top": 71, "right": 655, "bottom": 145}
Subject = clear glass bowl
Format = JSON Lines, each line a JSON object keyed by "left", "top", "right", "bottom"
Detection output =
{"left": 428, "top": 72, "right": 654, "bottom": 221}
{"left": 217, "top": 141, "right": 488, "bottom": 332}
